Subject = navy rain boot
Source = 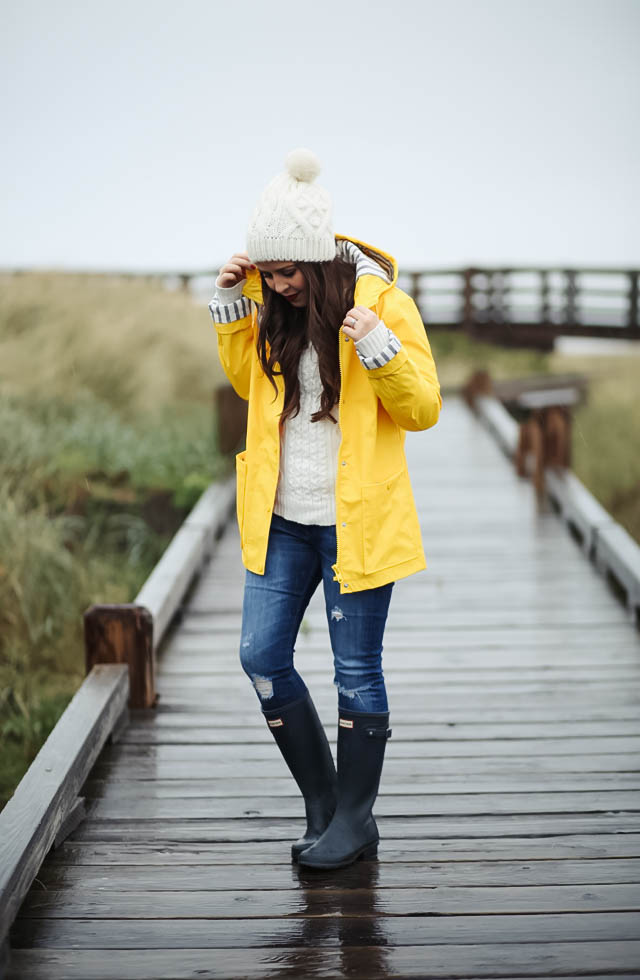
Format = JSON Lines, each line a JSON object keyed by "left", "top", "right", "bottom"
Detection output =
{"left": 262, "top": 692, "right": 338, "bottom": 862}
{"left": 297, "top": 707, "right": 391, "bottom": 870}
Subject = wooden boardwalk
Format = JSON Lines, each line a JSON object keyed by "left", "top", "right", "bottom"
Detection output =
{"left": 8, "top": 396, "right": 640, "bottom": 979}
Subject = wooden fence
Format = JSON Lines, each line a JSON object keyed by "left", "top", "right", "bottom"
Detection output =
{"left": 406, "top": 267, "right": 640, "bottom": 349}
{"left": 5, "top": 265, "right": 639, "bottom": 349}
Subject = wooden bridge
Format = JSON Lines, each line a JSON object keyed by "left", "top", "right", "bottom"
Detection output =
{"left": 2, "top": 394, "right": 640, "bottom": 979}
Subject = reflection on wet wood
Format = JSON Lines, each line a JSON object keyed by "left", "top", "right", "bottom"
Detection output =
{"left": 8, "top": 941, "right": 640, "bottom": 980}
{"left": 8, "top": 398, "right": 640, "bottom": 979}
{"left": 46, "top": 832, "right": 640, "bottom": 865}
{"left": 10, "top": 911, "right": 640, "bottom": 948}
{"left": 28, "top": 857, "right": 640, "bottom": 890}
{"left": 18, "top": 884, "right": 640, "bottom": 918}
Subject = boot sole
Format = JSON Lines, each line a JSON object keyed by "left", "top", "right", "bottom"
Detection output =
{"left": 298, "top": 841, "right": 378, "bottom": 870}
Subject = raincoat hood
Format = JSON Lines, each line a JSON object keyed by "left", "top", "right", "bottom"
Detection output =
{"left": 240, "top": 234, "right": 398, "bottom": 309}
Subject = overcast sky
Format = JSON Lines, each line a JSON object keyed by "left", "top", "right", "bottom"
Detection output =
{"left": 2, "top": 0, "right": 639, "bottom": 272}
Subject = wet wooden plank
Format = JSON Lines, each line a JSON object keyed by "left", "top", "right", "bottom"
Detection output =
{"left": 175, "top": 609, "right": 633, "bottom": 629}
{"left": 153, "top": 688, "right": 640, "bottom": 709}
{"left": 83, "top": 790, "right": 640, "bottom": 820}
{"left": 89, "top": 754, "right": 640, "bottom": 777}
{"left": 70, "top": 812, "right": 640, "bottom": 843}
{"left": 8, "top": 944, "right": 640, "bottom": 980}
{"left": 18, "top": 883, "right": 640, "bottom": 918}
{"left": 138, "top": 699, "right": 640, "bottom": 721}
{"left": 29, "top": 857, "right": 640, "bottom": 890}
{"left": 47, "top": 834, "right": 640, "bottom": 865}
{"left": 153, "top": 671, "right": 640, "bottom": 691}
{"left": 81, "top": 773, "right": 640, "bottom": 799}
{"left": 10, "top": 911, "right": 640, "bottom": 948}
{"left": 120, "top": 716, "right": 640, "bottom": 737}
{"left": 163, "top": 627, "right": 640, "bottom": 655}
{"left": 97, "top": 735, "right": 640, "bottom": 758}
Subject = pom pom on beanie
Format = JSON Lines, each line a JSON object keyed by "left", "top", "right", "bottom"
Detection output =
{"left": 285, "top": 148, "right": 322, "bottom": 183}
{"left": 246, "top": 148, "right": 336, "bottom": 263}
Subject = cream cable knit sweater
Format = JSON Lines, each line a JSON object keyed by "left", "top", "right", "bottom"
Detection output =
{"left": 274, "top": 341, "right": 342, "bottom": 524}
{"left": 210, "top": 243, "right": 403, "bottom": 525}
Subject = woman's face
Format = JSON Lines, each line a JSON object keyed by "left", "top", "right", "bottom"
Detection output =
{"left": 255, "top": 261, "right": 308, "bottom": 308}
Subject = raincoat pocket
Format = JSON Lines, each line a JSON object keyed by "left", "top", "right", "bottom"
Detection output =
{"left": 361, "top": 468, "right": 422, "bottom": 574}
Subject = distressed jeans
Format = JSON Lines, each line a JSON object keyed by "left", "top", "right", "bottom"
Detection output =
{"left": 239, "top": 513, "right": 394, "bottom": 713}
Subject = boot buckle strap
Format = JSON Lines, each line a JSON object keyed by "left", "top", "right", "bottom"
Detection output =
{"left": 365, "top": 726, "right": 392, "bottom": 739}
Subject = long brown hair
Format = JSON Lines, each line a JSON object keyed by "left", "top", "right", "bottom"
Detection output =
{"left": 256, "top": 257, "right": 357, "bottom": 426}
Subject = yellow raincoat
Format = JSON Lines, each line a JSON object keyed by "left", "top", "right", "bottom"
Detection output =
{"left": 213, "top": 234, "right": 442, "bottom": 594}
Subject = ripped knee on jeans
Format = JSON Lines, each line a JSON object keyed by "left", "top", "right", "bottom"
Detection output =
{"left": 334, "top": 678, "right": 365, "bottom": 704}
{"left": 251, "top": 674, "right": 274, "bottom": 700}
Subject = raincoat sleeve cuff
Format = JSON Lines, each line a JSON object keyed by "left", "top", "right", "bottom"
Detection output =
{"left": 208, "top": 280, "right": 252, "bottom": 324}
{"left": 354, "top": 319, "right": 402, "bottom": 370}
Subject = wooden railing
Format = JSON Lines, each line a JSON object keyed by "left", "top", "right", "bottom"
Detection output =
{"left": 5, "top": 265, "right": 639, "bottom": 349}
{"left": 464, "top": 374, "right": 640, "bottom": 625}
{"left": 401, "top": 267, "right": 640, "bottom": 349}
{"left": 0, "top": 471, "right": 236, "bottom": 953}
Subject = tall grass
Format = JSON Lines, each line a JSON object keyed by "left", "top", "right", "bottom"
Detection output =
{"left": 552, "top": 352, "right": 640, "bottom": 543}
{"left": 0, "top": 272, "right": 221, "bottom": 415}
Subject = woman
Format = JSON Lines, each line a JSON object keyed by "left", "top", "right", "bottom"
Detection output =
{"left": 209, "top": 149, "right": 441, "bottom": 870}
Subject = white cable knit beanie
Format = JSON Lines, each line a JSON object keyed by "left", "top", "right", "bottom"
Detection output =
{"left": 246, "top": 149, "right": 337, "bottom": 263}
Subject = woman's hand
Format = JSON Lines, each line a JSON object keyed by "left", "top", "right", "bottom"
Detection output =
{"left": 216, "top": 252, "right": 256, "bottom": 288}
{"left": 341, "top": 306, "right": 380, "bottom": 342}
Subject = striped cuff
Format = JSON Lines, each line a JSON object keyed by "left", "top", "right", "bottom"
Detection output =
{"left": 209, "top": 283, "right": 252, "bottom": 324}
{"left": 354, "top": 319, "right": 402, "bottom": 370}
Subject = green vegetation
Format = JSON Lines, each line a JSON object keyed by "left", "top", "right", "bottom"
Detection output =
{"left": 0, "top": 272, "right": 226, "bottom": 808}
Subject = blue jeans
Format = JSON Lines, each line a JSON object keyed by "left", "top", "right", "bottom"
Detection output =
{"left": 239, "top": 513, "right": 394, "bottom": 713}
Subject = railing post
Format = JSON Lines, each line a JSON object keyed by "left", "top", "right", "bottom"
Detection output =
{"left": 84, "top": 604, "right": 155, "bottom": 709}
{"left": 515, "top": 413, "right": 545, "bottom": 493}
{"left": 462, "top": 369, "right": 493, "bottom": 408}
{"left": 564, "top": 269, "right": 578, "bottom": 327}
{"left": 408, "top": 271, "right": 421, "bottom": 307}
{"left": 544, "top": 406, "right": 572, "bottom": 469}
{"left": 491, "top": 270, "right": 507, "bottom": 325}
{"left": 628, "top": 270, "right": 639, "bottom": 331}
{"left": 539, "top": 269, "right": 550, "bottom": 324}
{"left": 461, "top": 267, "right": 476, "bottom": 334}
